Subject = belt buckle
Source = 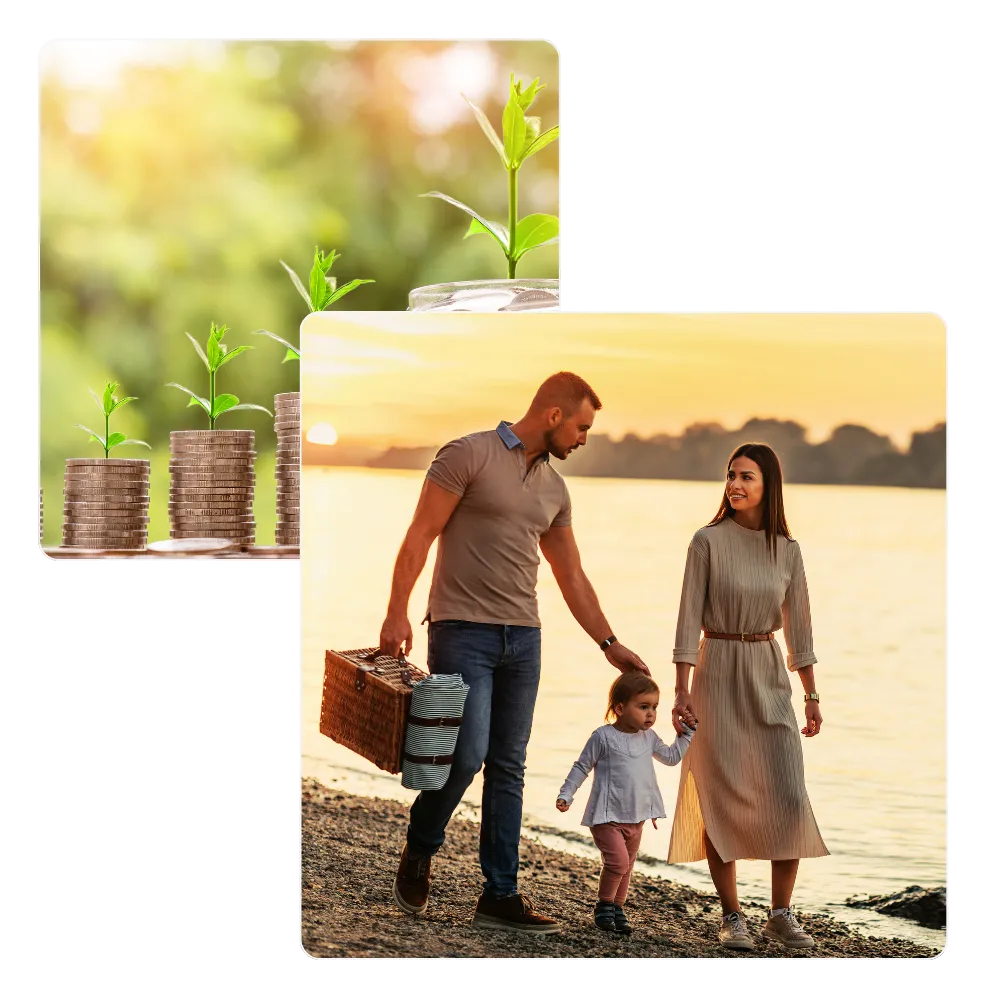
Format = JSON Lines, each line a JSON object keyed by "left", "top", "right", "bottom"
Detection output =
{"left": 740, "top": 632, "right": 748, "bottom": 642}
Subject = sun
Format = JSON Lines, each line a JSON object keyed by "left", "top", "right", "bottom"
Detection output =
{"left": 306, "top": 422, "right": 339, "bottom": 446}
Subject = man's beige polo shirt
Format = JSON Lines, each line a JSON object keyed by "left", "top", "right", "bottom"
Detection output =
{"left": 423, "top": 421, "right": 573, "bottom": 628}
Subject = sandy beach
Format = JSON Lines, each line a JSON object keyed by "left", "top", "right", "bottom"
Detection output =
{"left": 302, "top": 779, "right": 937, "bottom": 958}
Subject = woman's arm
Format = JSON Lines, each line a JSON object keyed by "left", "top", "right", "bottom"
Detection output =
{"left": 783, "top": 543, "right": 822, "bottom": 736}
{"left": 671, "top": 534, "right": 709, "bottom": 732}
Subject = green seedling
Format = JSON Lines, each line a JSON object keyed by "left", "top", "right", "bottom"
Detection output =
{"left": 166, "top": 322, "right": 273, "bottom": 429}
{"left": 74, "top": 380, "right": 151, "bottom": 458}
{"left": 422, "top": 74, "right": 559, "bottom": 279}
{"left": 284, "top": 246, "right": 376, "bottom": 314}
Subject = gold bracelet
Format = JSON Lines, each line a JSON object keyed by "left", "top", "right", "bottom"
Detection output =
{"left": 804, "top": 692, "right": 820, "bottom": 703}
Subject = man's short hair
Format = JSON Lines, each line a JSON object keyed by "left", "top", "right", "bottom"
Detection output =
{"left": 531, "top": 372, "right": 602, "bottom": 417}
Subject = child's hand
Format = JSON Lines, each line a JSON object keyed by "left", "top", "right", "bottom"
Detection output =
{"left": 556, "top": 799, "right": 570, "bottom": 812}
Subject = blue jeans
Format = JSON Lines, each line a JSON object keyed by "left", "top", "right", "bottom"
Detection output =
{"left": 406, "top": 621, "right": 542, "bottom": 898}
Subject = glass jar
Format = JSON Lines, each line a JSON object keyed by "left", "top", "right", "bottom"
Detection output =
{"left": 408, "top": 278, "right": 559, "bottom": 313}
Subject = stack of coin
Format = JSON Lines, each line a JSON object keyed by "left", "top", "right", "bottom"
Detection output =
{"left": 168, "top": 430, "right": 256, "bottom": 545}
{"left": 273, "top": 392, "right": 300, "bottom": 547}
{"left": 61, "top": 458, "right": 150, "bottom": 549}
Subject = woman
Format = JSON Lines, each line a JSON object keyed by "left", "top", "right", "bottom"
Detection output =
{"left": 668, "top": 443, "right": 827, "bottom": 952}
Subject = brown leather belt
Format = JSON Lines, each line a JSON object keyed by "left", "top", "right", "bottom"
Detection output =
{"left": 703, "top": 630, "right": 776, "bottom": 642}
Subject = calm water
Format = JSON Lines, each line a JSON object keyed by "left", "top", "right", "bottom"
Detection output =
{"left": 302, "top": 467, "right": 945, "bottom": 947}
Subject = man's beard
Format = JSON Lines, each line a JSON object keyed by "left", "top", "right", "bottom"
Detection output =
{"left": 543, "top": 426, "right": 571, "bottom": 460}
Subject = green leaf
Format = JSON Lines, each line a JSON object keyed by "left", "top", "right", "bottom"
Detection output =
{"left": 166, "top": 382, "right": 211, "bottom": 416}
{"left": 520, "top": 125, "right": 559, "bottom": 163}
{"left": 211, "top": 393, "right": 240, "bottom": 419}
{"left": 106, "top": 432, "right": 127, "bottom": 450}
{"left": 309, "top": 247, "right": 341, "bottom": 312}
{"left": 109, "top": 395, "right": 138, "bottom": 415}
{"left": 325, "top": 278, "right": 376, "bottom": 306}
{"left": 522, "top": 116, "right": 541, "bottom": 156}
{"left": 115, "top": 438, "right": 152, "bottom": 451}
{"left": 222, "top": 402, "right": 274, "bottom": 417}
{"left": 515, "top": 77, "right": 543, "bottom": 110}
{"left": 512, "top": 214, "right": 560, "bottom": 260}
{"left": 206, "top": 324, "right": 228, "bottom": 371}
{"left": 464, "top": 217, "right": 511, "bottom": 255}
{"left": 421, "top": 192, "right": 510, "bottom": 253}
{"left": 461, "top": 93, "right": 508, "bottom": 165}
{"left": 252, "top": 328, "right": 299, "bottom": 353}
{"left": 185, "top": 331, "right": 211, "bottom": 371}
{"left": 283, "top": 347, "right": 300, "bottom": 363}
{"left": 74, "top": 424, "right": 106, "bottom": 448}
{"left": 280, "top": 260, "right": 313, "bottom": 311}
{"left": 502, "top": 83, "right": 527, "bottom": 167}
{"left": 217, "top": 345, "right": 252, "bottom": 368}
{"left": 102, "top": 381, "right": 117, "bottom": 416}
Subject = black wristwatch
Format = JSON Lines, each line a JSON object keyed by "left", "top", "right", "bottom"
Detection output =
{"left": 599, "top": 635, "right": 618, "bottom": 651}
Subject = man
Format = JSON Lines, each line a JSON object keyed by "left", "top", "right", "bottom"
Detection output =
{"left": 379, "top": 371, "right": 649, "bottom": 934}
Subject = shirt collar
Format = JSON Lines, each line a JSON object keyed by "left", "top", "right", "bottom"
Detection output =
{"left": 496, "top": 421, "right": 550, "bottom": 463}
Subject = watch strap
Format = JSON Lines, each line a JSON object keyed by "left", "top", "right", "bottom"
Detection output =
{"left": 600, "top": 635, "right": 617, "bottom": 651}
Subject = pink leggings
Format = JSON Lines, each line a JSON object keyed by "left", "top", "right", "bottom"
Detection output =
{"left": 590, "top": 821, "right": 644, "bottom": 904}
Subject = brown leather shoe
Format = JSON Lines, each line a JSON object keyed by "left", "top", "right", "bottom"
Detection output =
{"left": 471, "top": 892, "right": 561, "bottom": 935}
{"left": 392, "top": 845, "right": 431, "bottom": 916}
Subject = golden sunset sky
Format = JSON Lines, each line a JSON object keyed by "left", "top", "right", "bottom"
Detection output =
{"left": 300, "top": 313, "right": 945, "bottom": 451}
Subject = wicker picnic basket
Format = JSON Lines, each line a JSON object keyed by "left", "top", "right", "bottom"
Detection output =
{"left": 319, "top": 647, "right": 429, "bottom": 774}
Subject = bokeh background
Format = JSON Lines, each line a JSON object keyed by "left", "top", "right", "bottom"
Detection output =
{"left": 39, "top": 40, "right": 559, "bottom": 545}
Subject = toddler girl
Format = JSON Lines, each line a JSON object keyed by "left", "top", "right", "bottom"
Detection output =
{"left": 556, "top": 672, "right": 695, "bottom": 934}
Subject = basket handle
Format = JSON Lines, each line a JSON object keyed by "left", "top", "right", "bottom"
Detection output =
{"left": 361, "top": 647, "right": 419, "bottom": 687}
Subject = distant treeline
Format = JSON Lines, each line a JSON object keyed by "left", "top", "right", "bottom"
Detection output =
{"left": 360, "top": 419, "right": 946, "bottom": 489}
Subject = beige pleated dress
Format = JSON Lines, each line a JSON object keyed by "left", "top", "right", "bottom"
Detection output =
{"left": 667, "top": 517, "right": 829, "bottom": 864}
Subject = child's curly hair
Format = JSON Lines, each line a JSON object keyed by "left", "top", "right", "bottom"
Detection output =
{"left": 605, "top": 671, "right": 660, "bottom": 722}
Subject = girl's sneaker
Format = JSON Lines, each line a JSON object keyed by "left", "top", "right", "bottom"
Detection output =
{"left": 613, "top": 904, "right": 633, "bottom": 935}
{"left": 763, "top": 908, "right": 815, "bottom": 949}
{"left": 593, "top": 900, "right": 617, "bottom": 932}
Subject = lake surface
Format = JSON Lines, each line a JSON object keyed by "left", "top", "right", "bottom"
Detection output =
{"left": 302, "top": 467, "right": 945, "bottom": 947}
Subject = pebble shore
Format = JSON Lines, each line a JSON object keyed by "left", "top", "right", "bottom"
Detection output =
{"left": 302, "top": 779, "right": 938, "bottom": 959}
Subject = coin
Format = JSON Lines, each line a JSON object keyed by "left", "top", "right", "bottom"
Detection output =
{"left": 170, "top": 430, "right": 254, "bottom": 438}
{"left": 170, "top": 532, "right": 254, "bottom": 542}
{"left": 170, "top": 455, "right": 255, "bottom": 469}
{"left": 62, "top": 517, "right": 149, "bottom": 534}
{"left": 66, "top": 458, "right": 150, "bottom": 468}
{"left": 170, "top": 479, "right": 255, "bottom": 487}
{"left": 169, "top": 517, "right": 252, "bottom": 525}
{"left": 63, "top": 500, "right": 149, "bottom": 514}
{"left": 63, "top": 468, "right": 149, "bottom": 474}
{"left": 169, "top": 487, "right": 255, "bottom": 495}
{"left": 64, "top": 491, "right": 149, "bottom": 500}
{"left": 147, "top": 538, "right": 236, "bottom": 554}
{"left": 170, "top": 457, "right": 254, "bottom": 466}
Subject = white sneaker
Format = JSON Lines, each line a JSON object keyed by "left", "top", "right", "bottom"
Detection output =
{"left": 763, "top": 908, "right": 815, "bottom": 950}
{"left": 718, "top": 910, "right": 754, "bottom": 950}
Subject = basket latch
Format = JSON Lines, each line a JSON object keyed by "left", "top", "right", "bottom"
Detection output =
{"left": 355, "top": 664, "right": 374, "bottom": 691}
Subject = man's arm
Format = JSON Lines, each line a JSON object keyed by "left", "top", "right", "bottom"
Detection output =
{"left": 539, "top": 524, "right": 650, "bottom": 675}
{"left": 378, "top": 479, "right": 462, "bottom": 655}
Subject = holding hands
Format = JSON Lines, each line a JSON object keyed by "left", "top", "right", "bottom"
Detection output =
{"left": 671, "top": 690, "right": 698, "bottom": 736}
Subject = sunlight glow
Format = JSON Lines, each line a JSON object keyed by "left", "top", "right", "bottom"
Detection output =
{"left": 306, "top": 423, "right": 339, "bottom": 446}
{"left": 402, "top": 43, "right": 499, "bottom": 135}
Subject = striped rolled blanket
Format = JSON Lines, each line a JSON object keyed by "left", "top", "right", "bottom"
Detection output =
{"left": 401, "top": 673, "right": 470, "bottom": 791}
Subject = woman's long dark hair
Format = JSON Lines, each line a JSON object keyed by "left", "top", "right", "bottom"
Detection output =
{"left": 707, "top": 442, "right": 792, "bottom": 558}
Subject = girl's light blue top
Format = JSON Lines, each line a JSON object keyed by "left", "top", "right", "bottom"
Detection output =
{"left": 558, "top": 723, "right": 695, "bottom": 826}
